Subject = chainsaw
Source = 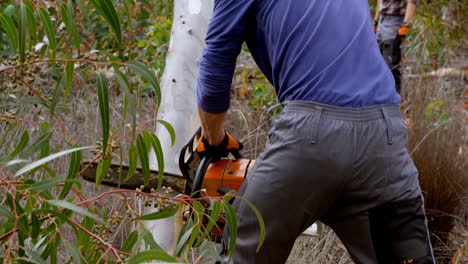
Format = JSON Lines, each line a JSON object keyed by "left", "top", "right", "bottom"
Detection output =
{"left": 82, "top": 127, "right": 320, "bottom": 246}
{"left": 82, "top": 127, "right": 255, "bottom": 244}
{"left": 178, "top": 127, "right": 256, "bottom": 243}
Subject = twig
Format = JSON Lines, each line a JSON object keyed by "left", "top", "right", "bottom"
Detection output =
{"left": 0, "top": 114, "right": 40, "bottom": 125}
{"left": 68, "top": 218, "right": 126, "bottom": 261}
{"left": 0, "top": 58, "right": 120, "bottom": 73}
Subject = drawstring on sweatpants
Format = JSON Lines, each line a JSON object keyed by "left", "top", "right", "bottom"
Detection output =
{"left": 310, "top": 106, "right": 323, "bottom": 144}
{"left": 380, "top": 107, "right": 393, "bottom": 145}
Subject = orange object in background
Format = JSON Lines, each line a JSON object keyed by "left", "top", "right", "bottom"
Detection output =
{"left": 398, "top": 25, "right": 409, "bottom": 36}
{"left": 201, "top": 158, "right": 255, "bottom": 197}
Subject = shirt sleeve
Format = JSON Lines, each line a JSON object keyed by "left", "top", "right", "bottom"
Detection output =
{"left": 197, "top": 0, "right": 255, "bottom": 113}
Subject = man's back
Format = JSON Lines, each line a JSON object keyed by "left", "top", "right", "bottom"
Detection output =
{"left": 196, "top": 1, "right": 436, "bottom": 263}
{"left": 197, "top": 0, "right": 400, "bottom": 113}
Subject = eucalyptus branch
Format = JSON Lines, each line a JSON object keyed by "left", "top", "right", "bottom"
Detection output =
{"left": 0, "top": 114, "right": 40, "bottom": 125}
{"left": 0, "top": 58, "right": 120, "bottom": 73}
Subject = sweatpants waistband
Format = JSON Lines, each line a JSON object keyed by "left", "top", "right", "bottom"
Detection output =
{"left": 281, "top": 101, "right": 402, "bottom": 122}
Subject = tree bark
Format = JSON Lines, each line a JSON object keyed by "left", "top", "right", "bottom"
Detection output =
{"left": 144, "top": 0, "right": 213, "bottom": 254}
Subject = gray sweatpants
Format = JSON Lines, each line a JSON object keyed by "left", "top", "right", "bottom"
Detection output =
{"left": 232, "top": 101, "right": 435, "bottom": 263}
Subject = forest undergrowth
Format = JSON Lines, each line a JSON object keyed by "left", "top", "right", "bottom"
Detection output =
{"left": 0, "top": 0, "right": 466, "bottom": 263}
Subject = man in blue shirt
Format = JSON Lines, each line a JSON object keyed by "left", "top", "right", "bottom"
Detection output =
{"left": 195, "top": 0, "right": 435, "bottom": 263}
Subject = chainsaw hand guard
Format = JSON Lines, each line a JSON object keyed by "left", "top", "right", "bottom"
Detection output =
{"left": 196, "top": 130, "right": 243, "bottom": 161}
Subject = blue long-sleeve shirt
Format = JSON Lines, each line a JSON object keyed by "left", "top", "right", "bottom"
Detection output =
{"left": 197, "top": 0, "right": 400, "bottom": 113}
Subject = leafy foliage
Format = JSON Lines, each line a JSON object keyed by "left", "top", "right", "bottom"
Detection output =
{"left": 0, "top": 1, "right": 264, "bottom": 263}
{"left": 235, "top": 65, "right": 279, "bottom": 116}
{"left": 405, "top": 0, "right": 466, "bottom": 70}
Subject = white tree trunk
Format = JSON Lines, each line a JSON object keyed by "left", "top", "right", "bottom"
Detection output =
{"left": 144, "top": 0, "right": 214, "bottom": 254}
{"left": 150, "top": 0, "right": 213, "bottom": 176}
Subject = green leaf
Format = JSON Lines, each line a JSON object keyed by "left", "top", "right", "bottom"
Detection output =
{"left": 121, "top": 230, "right": 139, "bottom": 253}
{"left": 240, "top": 197, "right": 265, "bottom": 252}
{"left": 188, "top": 201, "right": 204, "bottom": 248}
{"left": 0, "top": 121, "right": 17, "bottom": 148}
{"left": 97, "top": 72, "right": 110, "bottom": 156}
{"left": 59, "top": 147, "right": 82, "bottom": 199}
{"left": 63, "top": 61, "right": 75, "bottom": 104}
{"left": 126, "top": 249, "right": 178, "bottom": 264}
{"left": 146, "top": 132, "right": 164, "bottom": 189}
{"left": 157, "top": 120, "right": 176, "bottom": 146}
{"left": 47, "top": 200, "right": 105, "bottom": 225}
{"left": 0, "top": 13, "right": 19, "bottom": 52}
{"left": 23, "top": 132, "right": 52, "bottom": 159}
{"left": 125, "top": 144, "right": 137, "bottom": 181}
{"left": 63, "top": 240, "right": 83, "bottom": 264}
{"left": 61, "top": 2, "right": 79, "bottom": 48}
{"left": 49, "top": 77, "right": 62, "bottom": 118}
{"left": 40, "top": 235, "right": 59, "bottom": 262}
{"left": 15, "top": 146, "right": 92, "bottom": 177}
{"left": 31, "top": 212, "right": 40, "bottom": 240}
{"left": 77, "top": 216, "right": 94, "bottom": 246}
{"left": 90, "top": 0, "right": 122, "bottom": 47}
{"left": 9, "top": 131, "right": 29, "bottom": 158}
{"left": 197, "top": 200, "right": 223, "bottom": 247}
{"left": 0, "top": 205, "right": 14, "bottom": 220}
{"left": 224, "top": 203, "right": 238, "bottom": 259}
{"left": 135, "top": 205, "right": 179, "bottom": 221}
{"left": 198, "top": 241, "right": 222, "bottom": 262}
{"left": 115, "top": 69, "right": 136, "bottom": 142}
{"left": 14, "top": 194, "right": 29, "bottom": 257}
{"left": 3, "top": 4, "right": 17, "bottom": 16}
{"left": 174, "top": 220, "right": 193, "bottom": 256}
{"left": 32, "top": 236, "right": 48, "bottom": 254}
{"left": 30, "top": 175, "right": 67, "bottom": 193}
{"left": 0, "top": 159, "right": 28, "bottom": 168}
{"left": 24, "top": 248, "right": 47, "bottom": 264}
{"left": 19, "top": 3, "right": 27, "bottom": 62}
{"left": 136, "top": 134, "right": 150, "bottom": 187}
{"left": 37, "top": 8, "right": 57, "bottom": 52}
{"left": 141, "top": 227, "right": 162, "bottom": 250}
{"left": 67, "top": 1, "right": 80, "bottom": 49}
{"left": 24, "top": 0, "right": 36, "bottom": 45}
{"left": 95, "top": 157, "right": 112, "bottom": 187}
{"left": 126, "top": 61, "right": 161, "bottom": 108}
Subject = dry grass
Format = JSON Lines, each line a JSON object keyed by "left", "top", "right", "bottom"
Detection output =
{"left": 404, "top": 70, "right": 467, "bottom": 263}
{"left": 287, "top": 229, "right": 352, "bottom": 264}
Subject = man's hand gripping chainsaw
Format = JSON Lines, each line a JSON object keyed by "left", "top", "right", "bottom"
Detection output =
{"left": 195, "top": 130, "right": 243, "bottom": 161}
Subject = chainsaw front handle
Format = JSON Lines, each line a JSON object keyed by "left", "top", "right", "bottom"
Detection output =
{"left": 191, "top": 155, "right": 213, "bottom": 198}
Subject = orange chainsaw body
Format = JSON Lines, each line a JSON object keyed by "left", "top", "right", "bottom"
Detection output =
{"left": 201, "top": 158, "right": 255, "bottom": 196}
{"left": 198, "top": 158, "right": 255, "bottom": 241}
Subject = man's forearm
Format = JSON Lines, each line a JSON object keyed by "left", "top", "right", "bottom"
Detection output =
{"left": 404, "top": 2, "right": 417, "bottom": 23}
{"left": 374, "top": 0, "right": 380, "bottom": 21}
{"left": 198, "top": 107, "right": 226, "bottom": 146}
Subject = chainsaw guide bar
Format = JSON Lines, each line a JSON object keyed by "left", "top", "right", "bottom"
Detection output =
{"left": 81, "top": 160, "right": 185, "bottom": 193}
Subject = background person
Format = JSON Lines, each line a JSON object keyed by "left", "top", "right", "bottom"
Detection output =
{"left": 374, "top": 0, "right": 417, "bottom": 94}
